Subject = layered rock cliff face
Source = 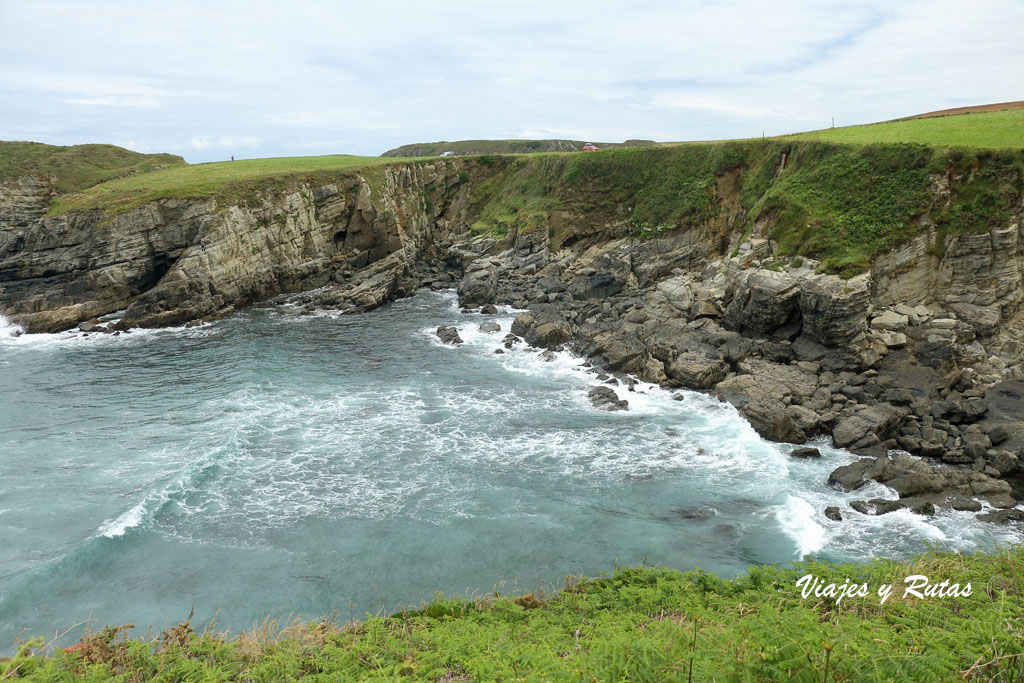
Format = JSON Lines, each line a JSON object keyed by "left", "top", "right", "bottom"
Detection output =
{"left": 0, "top": 161, "right": 476, "bottom": 332}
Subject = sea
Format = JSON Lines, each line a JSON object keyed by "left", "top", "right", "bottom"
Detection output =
{"left": 1, "top": 289, "right": 1019, "bottom": 650}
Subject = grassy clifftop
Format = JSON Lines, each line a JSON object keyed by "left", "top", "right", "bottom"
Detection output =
{"left": 4, "top": 548, "right": 1022, "bottom": 681}
{"left": 381, "top": 139, "right": 657, "bottom": 157}
{"left": 45, "top": 154, "right": 420, "bottom": 217}
{"left": 786, "top": 108, "right": 1024, "bottom": 149}
{"left": 0, "top": 142, "right": 185, "bottom": 194}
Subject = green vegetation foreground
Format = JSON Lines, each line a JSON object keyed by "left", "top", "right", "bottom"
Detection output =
{"left": 4, "top": 548, "right": 1022, "bottom": 681}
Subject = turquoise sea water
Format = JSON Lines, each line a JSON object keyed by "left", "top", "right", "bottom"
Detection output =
{"left": 0, "top": 290, "right": 1019, "bottom": 650}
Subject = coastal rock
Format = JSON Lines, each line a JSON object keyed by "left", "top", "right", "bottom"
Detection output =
{"left": 436, "top": 326, "right": 463, "bottom": 344}
{"left": 740, "top": 398, "right": 805, "bottom": 443}
{"left": 798, "top": 274, "right": 871, "bottom": 347}
{"left": 457, "top": 261, "right": 498, "bottom": 306}
{"left": 666, "top": 352, "right": 728, "bottom": 390}
{"left": 511, "top": 306, "right": 573, "bottom": 350}
{"left": 827, "top": 452, "right": 1016, "bottom": 515}
{"left": 587, "top": 386, "right": 628, "bottom": 411}
{"left": 832, "top": 403, "right": 908, "bottom": 448}
{"left": 870, "top": 310, "right": 909, "bottom": 331}
{"left": 723, "top": 270, "right": 800, "bottom": 335}
{"left": 976, "top": 509, "right": 1024, "bottom": 524}
{"left": 479, "top": 321, "right": 501, "bottom": 333}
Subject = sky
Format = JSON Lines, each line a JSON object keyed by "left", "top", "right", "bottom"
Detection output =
{"left": 1, "top": 0, "right": 1022, "bottom": 163}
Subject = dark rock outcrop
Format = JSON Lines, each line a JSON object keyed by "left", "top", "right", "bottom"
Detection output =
{"left": 587, "top": 386, "right": 628, "bottom": 411}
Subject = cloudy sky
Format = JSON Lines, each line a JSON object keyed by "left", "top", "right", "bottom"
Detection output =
{"left": 1, "top": 0, "right": 1021, "bottom": 163}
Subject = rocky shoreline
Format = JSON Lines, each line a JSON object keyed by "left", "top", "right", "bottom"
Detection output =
{"left": 419, "top": 228, "right": 1024, "bottom": 526}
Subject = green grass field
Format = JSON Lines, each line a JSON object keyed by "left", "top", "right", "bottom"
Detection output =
{"left": 4, "top": 548, "right": 1022, "bottom": 681}
{"left": 47, "top": 154, "right": 422, "bottom": 216}
{"left": 786, "top": 108, "right": 1024, "bottom": 149}
{"left": 0, "top": 142, "right": 185, "bottom": 194}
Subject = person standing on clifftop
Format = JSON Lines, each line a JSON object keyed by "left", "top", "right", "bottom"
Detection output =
{"left": 231, "top": 155, "right": 234, "bottom": 161}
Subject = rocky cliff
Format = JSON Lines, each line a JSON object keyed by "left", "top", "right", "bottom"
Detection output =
{"left": 0, "top": 160, "right": 479, "bottom": 332}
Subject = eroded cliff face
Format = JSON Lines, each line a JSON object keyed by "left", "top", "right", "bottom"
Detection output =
{"left": 2, "top": 153, "right": 1022, "bottom": 371}
{"left": 0, "top": 161, "right": 477, "bottom": 332}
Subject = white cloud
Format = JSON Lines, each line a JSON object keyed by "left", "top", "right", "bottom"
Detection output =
{"left": 1, "top": 0, "right": 1021, "bottom": 162}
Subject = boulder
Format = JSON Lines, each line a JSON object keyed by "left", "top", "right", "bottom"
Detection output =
{"left": 790, "top": 447, "right": 821, "bottom": 459}
{"left": 740, "top": 398, "right": 805, "bottom": 443}
{"left": 457, "top": 262, "right": 498, "bottom": 306}
{"left": 436, "top": 326, "right": 463, "bottom": 345}
{"left": 666, "top": 352, "right": 728, "bottom": 390}
{"left": 976, "top": 509, "right": 1024, "bottom": 524}
{"left": 723, "top": 271, "right": 800, "bottom": 334}
{"left": 479, "top": 321, "right": 501, "bottom": 333}
{"left": 832, "top": 403, "right": 908, "bottom": 448}
{"left": 870, "top": 310, "right": 909, "bottom": 331}
{"left": 587, "top": 386, "right": 628, "bottom": 411}
{"left": 798, "top": 274, "right": 870, "bottom": 346}
{"left": 511, "top": 307, "right": 573, "bottom": 350}
{"left": 824, "top": 506, "right": 843, "bottom": 521}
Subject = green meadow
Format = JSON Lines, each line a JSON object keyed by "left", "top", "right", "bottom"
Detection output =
{"left": 786, "top": 108, "right": 1024, "bottom": 149}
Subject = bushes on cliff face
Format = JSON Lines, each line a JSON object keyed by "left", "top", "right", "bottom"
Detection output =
{"left": 464, "top": 140, "right": 1022, "bottom": 277}
{"left": 6, "top": 547, "right": 1023, "bottom": 681}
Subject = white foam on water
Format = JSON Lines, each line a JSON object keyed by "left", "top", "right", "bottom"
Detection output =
{"left": 776, "top": 495, "right": 826, "bottom": 559}
{"left": 0, "top": 315, "right": 221, "bottom": 352}
{"left": 0, "top": 314, "right": 25, "bottom": 339}
{"left": 97, "top": 501, "right": 147, "bottom": 538}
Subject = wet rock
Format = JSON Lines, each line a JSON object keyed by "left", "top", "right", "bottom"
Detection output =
{"left": 824, "top": 506, "right": 843, "bottom": 521}
{"left": 457, "top": 261, "right": 498, "bottom": 306}
{"left": 587, "top": 385, "right": 628, "bottom": 411}
{"left": 790, "top": 447, "right": 821, "bottom": 459}
{"left": 849, "top": 500, "right": 870, "bottom": 514}
{"left": 672, "top": 507, "right": 711, "bottom": 520}
{"left": 832, "top": 403, "right": 908, "bottom": 448}
{"left": 949, "top": 497, "right": 982, "bottom": 512}
{"left": 740, "top": 398, "right": 805, "bottom": 443}
{"left": 911, "top": 502, "right": 936, "bottom": 516}
{"left": 868, "top": 498, "right": 907, "bottom": 515}
{"left": 480, "top": 304, "right": 498, "bottom": 315}
{"left": 479, "top": 321, "right": 501, "bottom": 333}
{"left": 828, "top": 452, "right": 1016, "bottom": 511}
{"left": 976, "top": 509, "right": 1024, "bottom": 524}
{"left": 511, "top": 307, "right": 573, "bottom": 350}
{"left": 436, "top": 326, "right": 463, "bottom": 345}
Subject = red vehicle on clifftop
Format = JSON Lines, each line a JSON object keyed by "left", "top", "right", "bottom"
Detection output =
{"left": 582, "top": 143, "right": 599, "bottom": 151}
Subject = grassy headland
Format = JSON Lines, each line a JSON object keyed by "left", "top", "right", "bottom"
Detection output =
{"left": 4, "top": 548, "right": 1022, "bottom": 681}
{"left": 381, "top": 139, "right": 657, "bottom": 157}
{"left": 0, "top": 142, "right": 185, "bottom": 194}
{"left": 46, "top": 154, "right": 421, "bottom": 217}
{"left": 786, "top": 108, "right": 1024, "bottom": 149}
